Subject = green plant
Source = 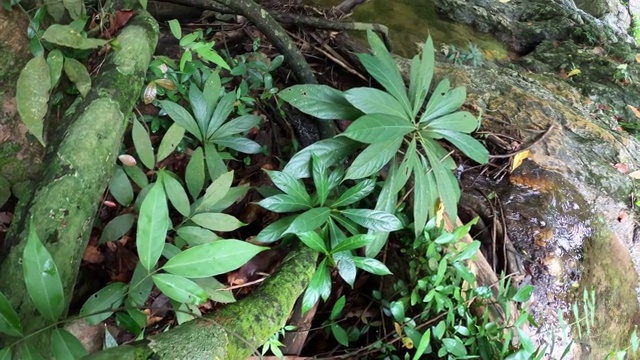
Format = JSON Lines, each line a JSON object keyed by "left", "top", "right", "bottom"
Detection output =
{"left": 464, "top": 42, "right": 484, "bottom": 67}
{"left": 260, "top": 324, "right": 297, "bottom": 359}
{"left": 279, "top": 30, "right": 488, "bottom": 257}
{"left": 613, "top": 64, "right": 632, "bottom": 84}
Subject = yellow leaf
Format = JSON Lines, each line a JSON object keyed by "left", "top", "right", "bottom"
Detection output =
{"left": 628, "top": 105, "right": 640, "bottom": 119}
{"left": 435, "top": 200, "right": 445, "bottom": 227}
{"left": 511, "top": 150, "right": 530, "bottom": 171}
{"left": 402, "top": 336, "right": 414, "bottom": 349}
{"left": 635, "top": 54, "right": 640, "bottom": 63}
{"left": 567, "top": 68, "right": 581, "bottom": 77}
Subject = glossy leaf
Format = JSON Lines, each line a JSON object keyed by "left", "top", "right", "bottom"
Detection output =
{"left": 257, "top": 194, "right": 311, "bottom": 213}
{"left": 279, "top": 84, "right": 361, "bottom": 121}
{"left": 409, "top": 36, "right": 434, "bottom": 116}
{"left": 191, "top": 213, "right": 245, "bottom": 232}
{"left": 185, "top": 147, "right": 205, "bottom": 199}
{"left": 420, "top": 80, "right": 466, "bottom": 123}
{"left": 51, "top": 328, "right": 88, "bottom": 359}
{"left": 159, "top": 100, "right": 201, "bottom": 140}
{"left": 46, "top": 49, "right": 64, "bottom": 87}
{"left": 23, "top": 222, "right": 64, "bottom": 321}
{"left": 16, "top": 55, "right": 50, "bottom": 145}
{"left": 63, "top": 57, "right": 91, "bottom": 97}
{"left": 353, "top": 257, "right": 392, "bottom": 275}
{"left": 176, "top": 226, "right": 219, "bottom": 246}
{"left": 151, "top": 274, "right": 207, "bottom": 305}
{"left": 334, "top": 251, "right": 356, "bottom": 287}
{"left": 42, "top": 25, "right": 108, "bottom": 49}
{"left": 331, "top": 234, "right": 373, "bottom": 253}
{"left": 330, "top": 213, "right": 361, "bottom": 236}
{"left": 356, "top": 57, "right": 410, "bottom": 117}
{"left": 344, "top": 87, "right": 408, "bottom": 118}
{"left": 161, "top": 172, "right": 191, "bottom": 217}
{"left": 422, "top": 139, "right": 460, "bottom": 220}
{"left": 283, "top": 138, "right": 360, "bottom": 178}
{"left": 0, "top": 291, "right": 21, "bottom": 336}
{"left": 212, "top": 136, "right": 261, "bottom": 154}
{"left": 341, "top": 209, "right": 402, "bottom": 232}
{"left": 189, "top": 83, "right": 208, "bottom": 135}
{"left": 109, "top": 166, "right": 133, "bottom": 206}
{"left": 311, "top": 155, "right": 329, "bottom": 206}
{"left": 264, "top": 170, "right": 311, "bottom": 204}
{"left": 80, "top": 282, "right": 127, "bottom": 325}
{"left": 213, "top": 114, "right": 261, "bottom": 139}
{"left": 302, "top": 259, "right": 331, "bottom": 313}
{"left": 284, "top": 207, "right": 330, "bottom": 235}
{"left": 168, "top": 19, "right": 181, "bottom": 39}
{"left": 340, "top": 114, "right": 413, "bottom": 144}
{"left": 331, "top": 179, "right": 375, "bottom": 208}
{"left": 255, "top": 215, "right": 296, "bottom": 243}
{"left": 297, "top": 231, "right": 328, "bottom": 254}
{"left": 136, "top": 182, "right": 169, "bottom": 270}
{"left": 157, "top": 123, "right": 185, "bottom": 162}
{"left": 344, "top": 137, "right": 403, "bottom": 180}
{"left": 163, "top": 240, "right": 267, "bottom": 277}
{"left": 99, "top": 213, "right": 134, "bottom": 244}
{"left": 132, "top": 118, "right": 155, "bottom": 170}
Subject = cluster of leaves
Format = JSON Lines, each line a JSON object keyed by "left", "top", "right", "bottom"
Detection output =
{"left": 444, "top": 42, "right": 485, "bottom": 67}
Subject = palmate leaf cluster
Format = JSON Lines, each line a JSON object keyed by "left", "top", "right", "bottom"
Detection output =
{"left": 279, "top": 30, "right": 489, "bottom": 257}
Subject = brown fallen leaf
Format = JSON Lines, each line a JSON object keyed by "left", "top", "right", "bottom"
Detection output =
{"left": 82, "top": 245, "right": 104, "bottom": 264}
{"left": 629, "top": 105, "right": 640, "bottom": 119}
{"left": 613, "top": 163, "right": 629, "bottom": 174}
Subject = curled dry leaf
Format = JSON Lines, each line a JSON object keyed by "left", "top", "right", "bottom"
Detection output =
{"left": 154, "top": 78, "right": 176, "bottom": 90}
{"left": 103, "top": 200, "right": 117, "bottom": 208}
{"left": 118, "top": 154, "right": 137, "bottom": 166}
{"left": 143, "top": 82, "right": 157, "bottom": 104}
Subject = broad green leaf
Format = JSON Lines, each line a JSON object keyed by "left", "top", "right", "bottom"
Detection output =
{"left": 330, "top": 296, "right": 346, "bottom": 320}
{"left": 136, "top": 182, "right": 169, "bottom": 270}
{"left": 344, "top": 87, "right": 408, "bottom": 119}
{"left": 80, "top": 282, "right": 127, "bottom": 325}
{"left": 212, "top": 115, "right": 260, "bottom": 139}
{"left": 0, "top": 291, "right": 21, "bottom": 336}
{"left": 159, "top": 100, "right": 201, "bottom": 140}
{"left": 331, "top": 179, "right": 375, "bottom": 208}
{"left": 62, "top": 0, "right": 85, "bottom": 19}
{"left": 193, "top": 170, "right": 233, "bottom": 213}
{"left": 352, "top": 257, "right": 392, "bottom": 275}
{"left": 355, "top": 54, "right": 410, "bottom": 118}
{"left": 264, "top": 170, "right": 311, "bottom": 204}
{"left": 334, "top": 251, "right": 356, "bottom": 287}
{"left": 203, "top": 71, "right": 221, "bottom": 118}
{"left": 331, "top": 234, "right": 373, "bottom": 253}
{"left": 45, "top": 0, "right": 65, "bottom": 22}
{"left": 212, "top": 136, "right": 261, "bottom": 154}
{"left": 16, "top": 55, "right": 50, "bottom": 145}
{"left": 327, "top": 167, "right": 345, "bottom": 191}
{"left": 414, "top": 329, "right": 432, "bottom": 360}
{"left": 176, "top": 226, "right": 219, "bottom": 246}
{"left": 99, "top": 213, "right": 135, "bottom": 244}
{"left": 409, "top": 36, "right": 435, "bottom": 117}
{"left": 123, "top": 164, "right": 148, "bottom": 188}
{"left": 283, "top": 138, "right": 360, "bottom": 178}
{"left": 109, "top": 166, "right": 133, "bottom": 206}
{"left": 151, "top": 274, "right": 207, "bottom": 305}
{"left": 341, "top": 209, "right": 402, "bottom": 232}
{"left": 195, "top": 46, "right": 230, "bottom": 70}
{"left": 163, "top": 240, "right": 267, "bottom": 277}
{"left": 279, "top": 84, "right": 362, "bottom": 121}
{"left": 63, "top": 57, "right": 91, "bottom": 97}
{"left": 51, "top": 328, "right": 88, "bottom": 359}
{"left": 193, "top": 278, "right": 236, "bottom": 303}
{"left": 302, "top": 259, "right": 331, "bottom": 313}
{"left": 42, "top": 25, "right": 108, "bottom": 49}
{"left": 127, "top": 263, "right": 153, "bottom": 307}
{"left": 161, "top": 172, "right": 191, "bottom": 217}
{"left": 0, "top": 348, "right": 10, "bottom": 360}
{"left": 422, "top": 111, "right": 478, "bottom": 133}
{"left": 257, "top": 194, "right": 311, "bottom": 213}
{"left": 189, "top": 83, "right": 208, "bottom": 135}
{"left": 157, "top": 123, "right": 185, "bottom": 162}
{"left": 453, "top": 240, "right": 481, "bottom": 262}
{"left": 311, "top": 155, "right": 329, "bottom": 206}
{"left": 297, "top": 231, "right": 328, "bottom": 254}
{"left": 331, "top": 324, "right": 349, "bottom": 346}
{"left": 46, "top": 49, "right": 64, "bottom": 87}
{"left": 168, "top": 19, "right": 181, "bottom": 39}
{"left": 366, "top": 159, "right": 399, "bottom": 257}
{"left": 423, "top": 139, "right": 460, "bottom": 220}
{"left": 517, "top": 328, "right": 535, "bottom": 353}
{"left": 255, "top": 215, "right": 296, "bottom": 243}
{"left": 162, "top": 243, "right": 181, "bottom": 259}
{"left": 206, "top": 92, "right": 235, "bottom": 140}
{"left": 132, "top": 118, "right": 155, "bottom": 170}
{"left": 344, "top": 137, "right": 403, "bottom": 180}
{"left": 330, "top": 213, "right": 361, "bottom": 236}
{"left": 20, "top": 344, "right": 44, "bottom": 360}
{"left": 284, "top": 207, "right": 330, "bottom": 235}
{"left": 413, "top": 156, "right": 429, "bottom": 238}
{"left": 429, "top": 129, "right": 489, "bottom": 164}
{"left": 421, "top": 80, "right": 466, "bottom": 123}
{"left": 116, "top": 310, "right": 145, "bottom": 336}
{"left": 204, "top": 185, "right": 249, "bottom": 213}
{"left": 191, "top": 213, "right": 245, "bottom": 232}
{"left": 204, "top": 144, "right": 226, "bottom": 181}
{"left": 442, "top": 337, "right": 467, "bottom": 357}
{"left": 185, "top": 147, "right": 205, "bottom": 199}
{"left": 512, "top": 285, "right": 535, "bottom": 303}
{"left": 392, "top": 138, "right": 417, "bottom": 194}
{"left": 340, "top": 114, "right": 413, "bottom": 144}
{"left": 23, "top": 222, "right": 64, "bottom": 321}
